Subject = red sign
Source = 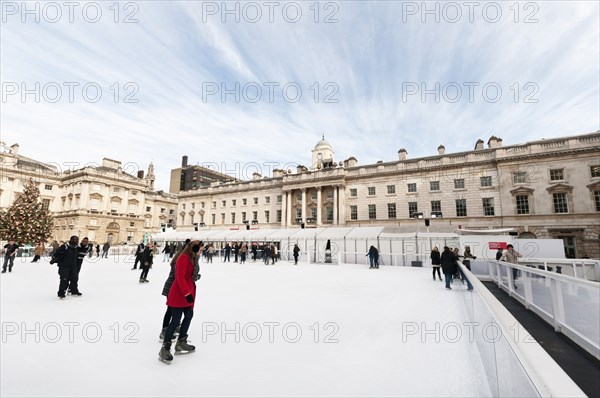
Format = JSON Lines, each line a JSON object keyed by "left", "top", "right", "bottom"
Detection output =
{"left": 489, "top": 242, "right": 508, "bottom": 250}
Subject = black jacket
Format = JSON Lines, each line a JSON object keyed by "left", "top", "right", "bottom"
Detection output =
{"left": 430, "top": 250, "right": 441, "bottom": 265}
{"left": 440, "top": 250, "right": 456, "bottom": 274}
{"left": 77, "top": 244, "right": 90, "bottom": 266}
{"left": 141, "top": 247, "right": 153, "bottom": 266}
{"left": 54, "top": 244, "right": 79, "bottom": 268}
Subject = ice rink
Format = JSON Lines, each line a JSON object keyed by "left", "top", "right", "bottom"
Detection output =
{"left": 1, "top": 254, "right": 492, "bottom": 397}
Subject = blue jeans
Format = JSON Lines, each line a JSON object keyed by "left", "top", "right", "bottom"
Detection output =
{"left": 444, "top": 274, "right": 453, "bottom": 288}
{"left": 458, "top": 268, "right": 474, "bottom": 289}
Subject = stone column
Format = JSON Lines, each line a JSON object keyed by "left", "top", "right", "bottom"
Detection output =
{"left": 338, "top": 186, "right": 345, "bottom": 225}
{"left": 333, "top": 186, "right": 338, "bottom": 225}
{"left": 286, "top": 190, "right": 292, "bottom": 227}
{"left": 281, "top": 191, "right": 287, "bottom": 227}
{"left": 301, "top": 188, "right": 307, "bottom": 224}
{"left": 316, "top": 187, "right": 322, "bottom": 226}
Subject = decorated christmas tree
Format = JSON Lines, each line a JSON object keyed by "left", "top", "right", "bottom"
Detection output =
{"left": 0, "top": 179, "right": 54, "bottom": 244}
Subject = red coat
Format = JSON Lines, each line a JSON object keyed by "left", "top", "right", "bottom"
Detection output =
{"left": 166, "top": 253, "right": 196, "bottom": 308}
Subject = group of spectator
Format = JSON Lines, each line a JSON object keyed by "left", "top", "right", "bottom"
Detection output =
{"left": 430, "top": 246, "right": 474, "bottom": 290}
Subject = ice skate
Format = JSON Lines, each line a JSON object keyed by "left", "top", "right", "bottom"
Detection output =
{"left": 175, "top": 335, "right": 195, "bottom": 355}
{"left": 158, "top": 341, "right": 173, "bottom": 364}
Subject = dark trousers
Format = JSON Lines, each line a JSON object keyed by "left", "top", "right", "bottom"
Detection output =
{"left": 234, "top": 253, "right": 238, "bottom": 262}
{"left": 224, "top": 253, "right": 230, "bottom": 262}
{"left": 164, "top": 307, "right": 194, "bottom": 341}
{"left": 32, "top": 255, "right": 41, "bottom": 262}
{"left": 68, "top": 263, "right": 82, "bottom": 292}
{"left": 3, "top": 255, "right": 15, "bottom": 271}
{"left": 162, "top": 307, "right": 172, "bottom": 328}
{"left": 293, "top": 255, "right": 298, "bottom": 264}
{"left": 140, "top": 265, "right": 149, "bottom": 280}
{"left": 133, "top": 254, "right": 142, "bottom": 269}
{"left": 432, "top": 267, "right": 441, "bottom": 279}
{"left": 58, "top": 266, "right": 78, "bottom": 295}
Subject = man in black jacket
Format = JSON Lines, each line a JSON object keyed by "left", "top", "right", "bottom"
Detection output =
{"left": 132, "top": 241, "right": 145, "bottom": 270}
{"left": 2, "top": 240, "right": 19, "bottom": 273}
{"left": 53, "top": 236, "right": 81, "bottom": 299}
{"left": 68, "top": 237, "right": 90, "bottom": 295}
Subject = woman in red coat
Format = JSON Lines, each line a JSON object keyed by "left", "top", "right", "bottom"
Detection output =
{"left": 159, "top": 240, "right": 202, "bottom": 363}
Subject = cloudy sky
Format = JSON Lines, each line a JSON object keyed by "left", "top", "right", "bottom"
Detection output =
{"left": 1, "top": 1, "right": 598, "bottom": 190}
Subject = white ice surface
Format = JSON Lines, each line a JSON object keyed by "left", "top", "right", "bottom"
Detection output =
{"left": 1, "top": 256, "right": 492, "bottom": 397}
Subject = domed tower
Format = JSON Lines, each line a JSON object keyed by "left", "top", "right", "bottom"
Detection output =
{"left": 311, "top": 135, "right": 335, "bottom": 170}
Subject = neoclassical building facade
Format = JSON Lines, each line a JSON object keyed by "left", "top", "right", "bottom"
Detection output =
{"left": 176, "top": 131, "right": 600, "bottom": 258}
{"left": 1, "top": 131, "right": 599, "bottom": 257}
{"left": 0, "top": 143, "right": 178, "bottom": 245}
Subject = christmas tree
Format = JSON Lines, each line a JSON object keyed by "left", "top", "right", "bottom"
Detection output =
{"left": 0, "top": 179, "right": 54, "bottom": 244}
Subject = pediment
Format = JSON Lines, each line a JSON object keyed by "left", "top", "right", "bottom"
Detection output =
{"left": 545, "top": 183, "right": 573, "bottom": 193}
{"left": 586, "top": 181, "right": 600, "bottom": 191}
{"left": 509, "top": 186, "right": 534, "bottom": 196}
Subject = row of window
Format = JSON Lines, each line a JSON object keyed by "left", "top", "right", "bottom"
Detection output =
{"left": 346, "top": 166, "right": 600, "bottom": 197}
{"left": 187, "top": 190, "right": 600, "bottom": 225}
{"left": 182, "top": 195, "right": 283, "bottom": 210}
{"left": 348, "top": 191, "right": 600, "bottom": 220}
{"left": 350, "top": 178, "right": 489, "bottom": 197}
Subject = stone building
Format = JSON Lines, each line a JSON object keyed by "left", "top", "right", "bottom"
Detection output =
{"left": 176, "top": 131, "right": 600, "bottom": 258}
{"left": 169, "top": 155, "right": 237, "bottom": 194}
{"left": 0, "top": 143, "right": 177, "bottom": 245}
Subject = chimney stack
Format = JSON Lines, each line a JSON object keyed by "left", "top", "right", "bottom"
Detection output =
{"left": 438, "top": 145, "right": 445, "bottom": 155}
{"left": 10, "top": 143, "right": 19, "bottom": 156}
{"left": 474, "top": 139, "right": 484, "bottom": 150}
{"left": 398, "top": 148, "right": 408, "bottom": 160}
{"left": 182, "top": 155, "right": 188, "bottom": 167}
{"left": 137, "top": 170, "right": 145, "bottom": 179}
{"left": 344, "top": 157, "right": 358, "bottom": 167}
{"left": 488, "top": 136, "right": 500, "bottom": 149}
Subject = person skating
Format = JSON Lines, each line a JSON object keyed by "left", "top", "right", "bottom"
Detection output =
{"left": 95, "top": 244, "right": 100, "bottom": 257}
{"left": 440, "top": 246, "right": 455, "bottom": 289}
{"left": 132, "top": 241, "right": 145, "bottom": 270}
{"left": 263, "top": 245, "right": 271, "bottom": 265}
{"left": 162, "top": 243, "right": 170, "bottom": 262}
{"left": 68, "top": 237, "right": 90, "bottom": 295}
{"left": 430, "top": 247, "right": 442, "bottom": 281}
{"left": 293, "top": 244, "right": 300, "bottom": 265}
{"left": 101, "top": 242, "right": 110, "bottom": 258}
{"left": 233, "top": 243, "right": 239, "bottom": 263}
{"left": 223, "top": 243, "right": 231, "bottom": 262}
{"left": 139, "top": 243, "right": 153, "bottom": 283}
{"left": 2, "top": 240, "right": 19, "bottom": 273}
{"left": 240, "top": 243, "right": 247, "bottom": 264}
{"left": 366, "top": 246, "right": 379, "bottom": 269}
{"left": 52, "top": 236, "right": 80, "bottom": 298}
{"left": 159, "top": 241, "right": 201, "bottom": 363}
{"left": 31, "top": 242, "right": 45, "bottom": 263}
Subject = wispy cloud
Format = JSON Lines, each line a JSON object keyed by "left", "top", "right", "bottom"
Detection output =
{"left": 1, "top": 1, "right": 598, "bottom": 190}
